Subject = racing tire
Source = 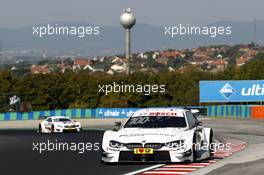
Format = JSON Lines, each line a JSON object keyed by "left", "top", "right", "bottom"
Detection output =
{"left": 209, "top": 130, "right": 214, "bottom": 158}
{"left": 51, "top": 124, "right": 55, "bottom": 133}
{"left": 192, "top": 134, "right": 198, "bottom": 162}
{"left": 38, "top": 124, "right": 42, "bottom": 133}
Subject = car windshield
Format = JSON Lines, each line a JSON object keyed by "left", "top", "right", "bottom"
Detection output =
{"left": 124, "top": 116, "right": 187, "bottom": 128}
{"left": 54, "top": 118, "right": 72, "bottom": 122}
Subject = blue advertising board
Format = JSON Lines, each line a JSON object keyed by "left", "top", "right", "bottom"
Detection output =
{"left": 200, "top": 80, "right": 264, "bottom": 102}
{"left": 95, "top": 108, "right": 140, "bottom": 118}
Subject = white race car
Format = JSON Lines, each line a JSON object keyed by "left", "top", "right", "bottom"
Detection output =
{"left": 101, "top": 108, "right": 214, "bottom": 163}
{"left": 38, "top": 116, "right": 82, "bottom": 133}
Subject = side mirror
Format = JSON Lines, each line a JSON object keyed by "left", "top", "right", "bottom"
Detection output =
{"left": 114, "top": 122, "right": 121, "bottom": 131}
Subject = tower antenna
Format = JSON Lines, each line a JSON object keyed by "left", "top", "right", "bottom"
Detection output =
{"left": 253, "top": 17, "right": 257, "bottom": 44}
{"left": 120, "top": 8, "right": 136, "bottom": 75}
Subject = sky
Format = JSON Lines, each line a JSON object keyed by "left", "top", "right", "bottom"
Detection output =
{"left": 0, "top": 0, "right": 263, "bottom": 28}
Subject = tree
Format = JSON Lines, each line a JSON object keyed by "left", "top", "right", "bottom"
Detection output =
{"left": 254, "top": 52, "right": 264, "bottom": 61}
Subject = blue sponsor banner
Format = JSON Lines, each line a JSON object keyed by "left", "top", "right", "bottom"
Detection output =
{"left": 200, "top": 80, "right": 264, "bottom": 102}
{"left": 96, "top": 108, "right": 140, "bottom": 118}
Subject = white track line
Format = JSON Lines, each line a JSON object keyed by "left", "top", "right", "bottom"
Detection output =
{"left": 155, "top": 168, "right": 197, "bottom": 171}
{"left": 163, "top": 165, "right": 206, "bottom": 168}
{"left": 123, "top": 164, "right": 165, "bottom": 175}
{"left": 142, "top": 171, "right": 188, "bottom": 174}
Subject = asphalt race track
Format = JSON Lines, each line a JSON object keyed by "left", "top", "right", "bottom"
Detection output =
{"left": 0, "top": 130, "right": 153, "bottom": 175}
{"left": 0, "top": 118, "right": 264, "bottom": 175}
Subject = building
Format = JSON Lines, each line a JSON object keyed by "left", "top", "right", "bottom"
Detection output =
{"left": 236, "top": 57, "right": 248, "bottom": 67}
{"left": 74, "top": 58, "right": 92, "bottom": 69}
{"left": 161, "top": 50, "right": 180, "bottom": 59}
{"left": 137, "top": 53, "right": 148, "bottom": 59}
{"left": 152, "top": 52, "right": 160, "bottom": 59}
{"left": 156, "top": 57, "right": 169, "bottom": 65}
{"left": 58, "top": 64, "right": 72, "bottom": 73}
{"left": 107, "top": 57, "right": 126, "bottom": 74}
{"left": 193, "top": 51, "right": 210, "bottom": 61}
{"left": 31, "top": 64, "right": 50, "bottom": 74}
{"left": 211, "top": 59, "right": 228, "bottom": 71}
{"left": 107, "top": 64, "right": 126, "bottom": 74}
{"left": 111, "top": 56, "right": 124, "bottom": 64}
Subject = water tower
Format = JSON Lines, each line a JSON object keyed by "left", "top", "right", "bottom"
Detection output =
{"left": 120, "top": 8, "right": 136, "bottom": 74}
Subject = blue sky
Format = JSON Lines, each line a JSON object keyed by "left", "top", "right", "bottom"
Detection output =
{"left": 0, "top": 0, "right": 263, "bottom": 28}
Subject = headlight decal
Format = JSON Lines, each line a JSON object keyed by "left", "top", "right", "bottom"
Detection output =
{"left": 165, "top": 140, "right": 185, "bottom": 149}
{"left": 109, "top": 140, "right": 124, "bottom": 148}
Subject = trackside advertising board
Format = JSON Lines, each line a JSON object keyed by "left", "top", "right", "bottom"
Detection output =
{"left": 95, "top": 108, "right": 139, "bottom": 118}
{"left": 200, "top": 80, "right": 264, "bottom": 102}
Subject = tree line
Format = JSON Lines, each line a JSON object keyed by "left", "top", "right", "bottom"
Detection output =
{"left": 0, "top": 53, "right": 264, "bottom": 112}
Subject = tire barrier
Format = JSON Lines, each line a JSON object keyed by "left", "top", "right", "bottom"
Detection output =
{"left": 207, "top": 105, "right": 251, "bottom": 118}
{"left": 0, "top": 106, "right": 262, "bottom": 121}
{"left": 0, "top": 109, "right": 92, "bottom": 121}
{"left": 251, "top": 106, "right": 264, "bottom": 119}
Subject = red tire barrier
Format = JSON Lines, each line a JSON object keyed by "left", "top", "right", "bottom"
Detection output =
{"left": 251, "top": 106, "right": 264, "bottom": 119}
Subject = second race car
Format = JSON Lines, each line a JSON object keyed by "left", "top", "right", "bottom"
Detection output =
{"left": 38, "top": 116, "right": 82, "bottom": 133}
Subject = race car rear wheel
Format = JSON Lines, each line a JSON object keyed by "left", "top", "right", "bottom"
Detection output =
{"left": 192, "top": 134, "right": 197, "bottom": 162}
{"left": 209, "top": 130, "right": 214, "bottom": 157}
{"left": 38, "top": 124, "right": 42, "bottom": 133}
{"left": 51, "top": 124, "right": 55, "bottom": 133}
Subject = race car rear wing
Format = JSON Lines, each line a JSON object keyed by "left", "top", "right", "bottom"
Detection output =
{"left": 184, "top": 107, "right": 207, "bottom": 117}
{"left": 38, "top": 116, "right": 50, "bottom": 120}
{"left": 191, "top": 109, "right": 199, "bottom": 114}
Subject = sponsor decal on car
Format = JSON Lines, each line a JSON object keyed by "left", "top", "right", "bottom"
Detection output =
{"left": 134, "top": 148, "right": 154, "bottom": 154}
